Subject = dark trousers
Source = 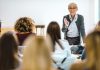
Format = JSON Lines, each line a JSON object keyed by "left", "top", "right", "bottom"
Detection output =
{"left": 66, "top": 36, "right": 84, "bottom": 54}
{"left": 66, "top": 36, "right": 80, "bottom": 45}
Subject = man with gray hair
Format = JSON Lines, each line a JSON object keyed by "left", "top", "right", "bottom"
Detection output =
{"left": 62, "top": 3, "right": 86, "bottom": 54}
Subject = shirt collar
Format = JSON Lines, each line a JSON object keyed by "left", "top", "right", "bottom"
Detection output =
{"left": 69, "top": 14, "right": 78, "bottom": 22}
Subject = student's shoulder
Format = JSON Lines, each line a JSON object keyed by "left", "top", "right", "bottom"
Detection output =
{"left": 70, "top": 62, "right": 84, "bottom": 70}
{"left": 59, "top": 39, "right": 71, "bottom": 48}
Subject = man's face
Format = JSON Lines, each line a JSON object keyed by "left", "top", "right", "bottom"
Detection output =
{"left": 68, "top": 5, "right": 77, "bottom": 15}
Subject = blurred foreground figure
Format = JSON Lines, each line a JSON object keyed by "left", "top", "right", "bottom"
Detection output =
{"left": 81, "top": 20, "right": 100, "bottom": 60}
{"left": 70, "top": 30, "right": 100, "bottom": 70}
{"left": 95, "top": 20, "right": 100, "bottom": 31}
{"left": 0, "top": 31, "right": 20, "bottom": 70}
{"left": 21, "top": 35, "right": 55, "bottom": 70}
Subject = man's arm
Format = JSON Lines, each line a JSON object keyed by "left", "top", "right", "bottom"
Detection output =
{"left": 80, "top": 15, "right": 86, "bottom": 40}
{"left": 62, "top": 16, "right": 68, "bottom": 32}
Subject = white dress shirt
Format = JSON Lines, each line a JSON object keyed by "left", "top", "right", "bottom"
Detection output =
{"left": 67, "top": 14, "right": 79, "bottom": 37}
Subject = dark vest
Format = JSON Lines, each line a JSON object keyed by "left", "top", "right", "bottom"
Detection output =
{"left": 62, "top": 14, "right": 86, "bottom": 45}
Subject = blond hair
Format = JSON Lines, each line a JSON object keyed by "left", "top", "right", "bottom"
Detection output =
{"left": 85, "top": 30, "right": 100, "bottom": 70}
{"left": 22, "top": 35, "right": 52, "bottom": 70}
{"left": 70, "top": 30, "right": 100, "bottom": 70}
{"left": 95, "top": 21, "right": 100, "bottom": 31}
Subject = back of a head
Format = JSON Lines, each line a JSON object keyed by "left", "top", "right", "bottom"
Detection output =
{"left": 14, "top": 17, "right": 35, "bottom": 33}
{"left": 47, "top": 21, "right": 61, "bottom": 51}
{"left": 22, "top": 35, "right": 52, "bottom": 70}
{"left": 47, "top": 21, "right": 61, "bottom": 40}
{"left": 70, "top": 31, "right": 100, "bottom": 70}
{"left": 0, "top": 31, "right": 18, "bottom": 70}
{"left": 95, "top": 20, "right": 100, "bottom": 31}
{"left": 85, "top": 30, "right": 100, "bottom": 70}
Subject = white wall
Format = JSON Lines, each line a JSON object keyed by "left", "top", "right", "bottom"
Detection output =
{"left": 99, "top": 0, "right": 100, "bottom": 19}
{"left": 95, "top": 0, "right": 99, "bottom": 22}
{"left": 0, "top": 0, "right": 97, "bottom": 38}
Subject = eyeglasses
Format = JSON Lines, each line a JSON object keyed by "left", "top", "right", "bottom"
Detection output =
{"left": 68, "top": 7, "right": 77, "bottom": 9}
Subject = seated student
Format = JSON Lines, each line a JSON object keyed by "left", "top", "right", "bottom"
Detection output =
{"left": 95, "top": 20, "right": 100, "bottom": 31}
{"left": 70, "top": 30, "right": 100, "bottom": 70}
{"left": 0, "top": 21, "right": 1, "bottom": 34}
{"left": 81, "top": 20, "right": 100, "bottom": 60}
{"left": 14, "top": 17, "right": 35, "bottom": 46}
{"left": 21, "top": 35, "right": 55, "bottom": 70}
{"left": 47, "top": 21, "right": 77, "bottom": 70}
{"left": 0, "top": 31, "right": 20, "bottom": 70}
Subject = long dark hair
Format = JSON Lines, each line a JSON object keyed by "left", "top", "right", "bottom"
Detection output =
{"left": 0, "top": 31, "right": 19, "bottom": 70}
{"left": 47, "top": 21, "right": 64, "bottom": 52}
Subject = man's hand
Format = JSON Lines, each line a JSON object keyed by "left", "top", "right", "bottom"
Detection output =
{"left": 64, "top": 18, "right": 69, "bottom": 27}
